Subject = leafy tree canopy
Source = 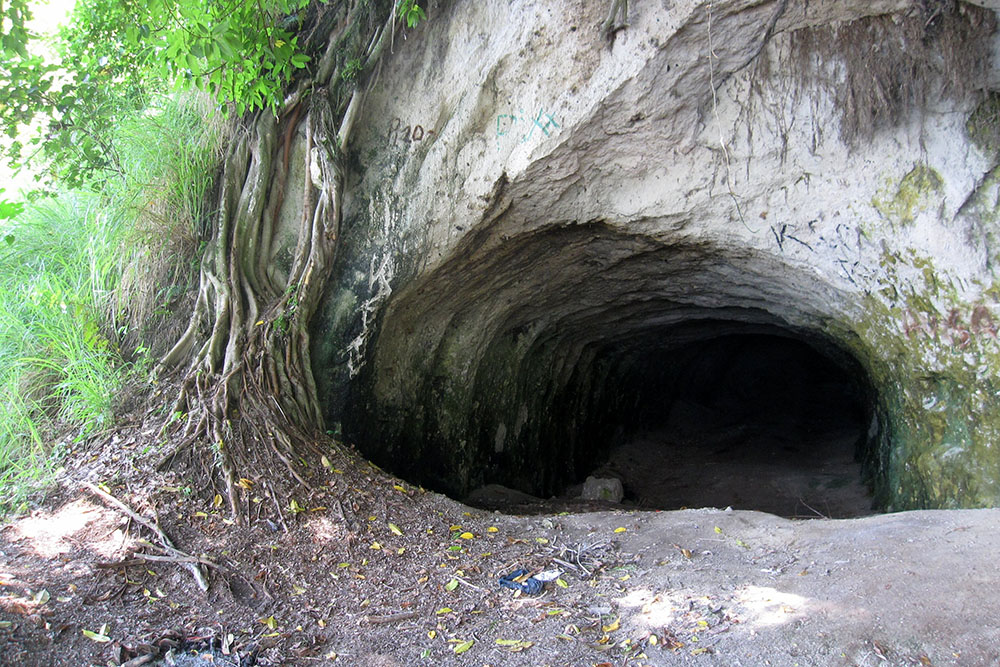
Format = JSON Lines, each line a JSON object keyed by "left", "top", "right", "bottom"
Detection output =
{"left": 0, "top": 0, "right": 345, "bottom": 189}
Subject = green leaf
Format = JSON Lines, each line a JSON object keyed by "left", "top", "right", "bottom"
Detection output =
{"left": 82, "top": 628, "right": 111, "bottom": 643}
{"left": 444, "top": 579, "right": 458, "bottom": 591}
{"left": 453, "top": 639, "right": 473, "bottom": 654}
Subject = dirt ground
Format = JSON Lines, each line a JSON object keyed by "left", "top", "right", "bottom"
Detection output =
{"left": 2, "top": 418, "right": 1000, "bottom": 666}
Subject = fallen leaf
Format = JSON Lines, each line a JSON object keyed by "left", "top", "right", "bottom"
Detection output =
{"left": 453, "top": 639, "right": 474, "bottom": 654}
{"left": 436, "top": 607, "right": 453, "bottom": 615}
{"left": 258, "top": 616, "right": 277, "bottom": 630}
{"left": 213, "top": 494, "right": 223, "bottom": 508}
{"left": 82, "top": 628, "right": 111, "bottom": 643}
{"left": 602, "top": 618, "right": 621, "bottom": 632}
{"left": 714, "top": 526, "right": 723, "bottom": 534}
{"left": 496, "top": 638, "right": 534, "bottom": 652}
{"left": 535, "top": 537, "right": 549, "bottom": 544}
{"left": 388, "top": 523, "right": 403, "bottom": 536}
{"left": 31, "top": 590, "right": 49, "bottom": 604}
{"left": 393, "top": 484, "right": 406, "bottom": 493}
{"left": 321, "top": 456, "right": 332, "bottom": 469}
{"left": 556, "top": 578, "right": 568, "bottom": 588}
{"left": 193, "top": 511, "right": 208, "bottom": 518}
{"left": 370, "top": 541, "right": 382, "bottom": 550}
{"left": 459, "top": 532, "right": 474, "bottom": 540}
{"left": 614, "top": 527, "right": 626, "bottom": 533}
{"left": 444, "top": 579, "right": 459, "bottom": 592}
{"left": 487, "top": 526, "right": 498, "bottom": 533}
{"left": 449, "top": 524, "right": 461, "bottom": 532}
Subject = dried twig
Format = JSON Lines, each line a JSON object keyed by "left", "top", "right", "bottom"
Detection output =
{"left": 84, "top": 483, "right": 209, "bottom": 591}
{"left": 364, "top": 611, "right": 420, "bottom": 624}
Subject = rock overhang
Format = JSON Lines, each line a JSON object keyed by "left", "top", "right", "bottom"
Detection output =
{"left": 307, "top": 0, "right": 1000, "bottom": 511}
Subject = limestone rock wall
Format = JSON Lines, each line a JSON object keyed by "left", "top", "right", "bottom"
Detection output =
{"left": 308, "top": 0, "right": 1000, "bottom": 509}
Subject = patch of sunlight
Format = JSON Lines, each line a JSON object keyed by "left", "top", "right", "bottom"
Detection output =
{"left": 12, "top": 497, "right": 133, "bottom": 558}
{"left": 616, "top": 588, "right": 684, "bottom": 627}
{"left": 735, "top": 585, "right": 812, "bottom": 627}
{"left": 306, "top": 515, "right": 344, "bottom": 543}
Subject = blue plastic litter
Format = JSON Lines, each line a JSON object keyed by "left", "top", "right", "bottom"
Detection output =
{"left": 499, "top": 568, "right": 544, "bottom": 595}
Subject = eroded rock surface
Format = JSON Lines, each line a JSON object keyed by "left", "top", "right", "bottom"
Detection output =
{"left": 306, "top": 0, "right": 1000, "bottom": 511}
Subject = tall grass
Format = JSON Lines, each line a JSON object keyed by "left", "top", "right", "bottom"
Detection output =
{"left": 0, "top": 192, "right": 125, "bottom": 512}
{"left": 0, "top": 94, "right": 224, "bottom": 515}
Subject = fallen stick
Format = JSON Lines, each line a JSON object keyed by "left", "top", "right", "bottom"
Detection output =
{"left": 84, "top": 482, "right": 209, "bottom": 592}
{"left": 364, "top": 611, "right": 420, "bottom": 624}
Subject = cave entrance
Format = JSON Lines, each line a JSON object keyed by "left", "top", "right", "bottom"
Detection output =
{"left": 568, "top": 332, "right": 874, "bottom": 518}
{"left": 347, "top": 225, "right": 884, "bottom": 520}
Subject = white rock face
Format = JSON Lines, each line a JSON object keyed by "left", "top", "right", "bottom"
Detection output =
{"left": 310, "top": 0, "right": 1000, "bottom": 509}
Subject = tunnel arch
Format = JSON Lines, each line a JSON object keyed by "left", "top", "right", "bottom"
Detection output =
{"left": 344, "top": 222, "right": 884, "bottom": 516}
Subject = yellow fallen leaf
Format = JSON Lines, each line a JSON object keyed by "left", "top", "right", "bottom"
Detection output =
{"left": 370, "top": 542, "right": 382, "bottom": 550}
{"left": 603, "top": 618, "right": 621, "bottom": 632}
{"left": 258, "top": 616, "right": 277, "bottom": 630}
{"left": 453, "top": 639, "right": 474, "bottom": 654}
{"left": 449, "top": 524, "right": 462, "bottom": 532}
{"left": 444, "top": 579, "right": 459, "bottom": 591}
{"left": 292, "top": 586, "right": 306, "bottom": 596}
{"left": 397, "top": 547, "right": 405, "bottom": 555}
{"left": 393, "top": 484, "right": 406, "bottom": 492}
{"left": 714, "top": 526, "right": 723, "bottom": 534}
{"left": 389, "top": 523, "right": 403, "bottom": 536}
{"left": 535, "top": 537, "right": 548, "bottom": 544}
{"left": 194, "top": 511, "right": 208, "bottom": 518}
{"left": 213, "top": 494, "right": 223, "bottom": 508}
{"left": 436, "top": 607, "right": 453, "bottom": 615}
{"left": 459, "top": 532, "right": 474, "bottom": 540}
{"left": 428, "top": 630, "right": 436, "bottom": 639}
{"left": 321, "top": 456, "right": 332, "bottom": 469}
{"left": 237, "top": 478, "right": 254, "bottom": 489}
{"left": 556, "top": 578, "right": 568, "bottom": 588}
{"left": 614, "top": 527, "right": 626, "bottom": 533}
{"left": 649, "top": 634, "right": 658, "bottom": 645}
{"left": 487, "top": 526, "right": 499, "bottom": 533}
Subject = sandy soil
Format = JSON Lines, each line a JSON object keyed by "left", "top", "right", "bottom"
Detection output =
{"left": 2, "top": 424, "right": 998, "bottom": 666}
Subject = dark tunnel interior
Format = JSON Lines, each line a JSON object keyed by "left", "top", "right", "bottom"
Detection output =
{"left": 562, "top": 330, "right": 875, "bottom": 518}
{"left": 344, "top": 228, "right": 882, "bottom": 520}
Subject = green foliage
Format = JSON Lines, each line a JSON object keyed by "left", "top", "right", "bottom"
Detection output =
{"left": 0, "top": 93, "right": 224, "bottom": 517}
{"left": 1, "top": 0, "right": 321, "bottom": 188}
{"left": 397, "top": 0, "right": 426, "bottom": 29}
{"left": 0, "top": 192, "right": 125, "bottom": 515}
{"left": 0, "top": 188, "right": 23, "bottom": 221}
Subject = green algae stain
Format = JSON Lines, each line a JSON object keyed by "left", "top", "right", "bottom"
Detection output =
{"left": 872, "top": 164, "right": 945, "bottom": 227}
{"left": 847, "top": 244, "right": 1000, "bottom": 510}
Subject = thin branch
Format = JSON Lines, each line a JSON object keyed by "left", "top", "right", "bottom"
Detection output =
{"left": 84, "top": 483, "right": 210, "bottom": 591}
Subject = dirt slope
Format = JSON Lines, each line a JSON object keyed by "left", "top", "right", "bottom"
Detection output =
{"left": 1, "top": 433, "right": 998, "bottom": 666}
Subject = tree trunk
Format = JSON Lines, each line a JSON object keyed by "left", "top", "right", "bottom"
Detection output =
{"left": 154, "top": 1, "right": 397, "bottom": 522}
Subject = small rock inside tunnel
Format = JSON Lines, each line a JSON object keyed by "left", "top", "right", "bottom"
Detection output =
{"left": 554, "top": 332, "right": 876, "bottom": 519}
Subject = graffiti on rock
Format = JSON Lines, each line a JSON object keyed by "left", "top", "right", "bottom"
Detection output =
{"left": 495, "top": 108, "right": 560, "bottom": 151}
{"left": 387, "top": 117, "right": 436, "bottom": 148}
